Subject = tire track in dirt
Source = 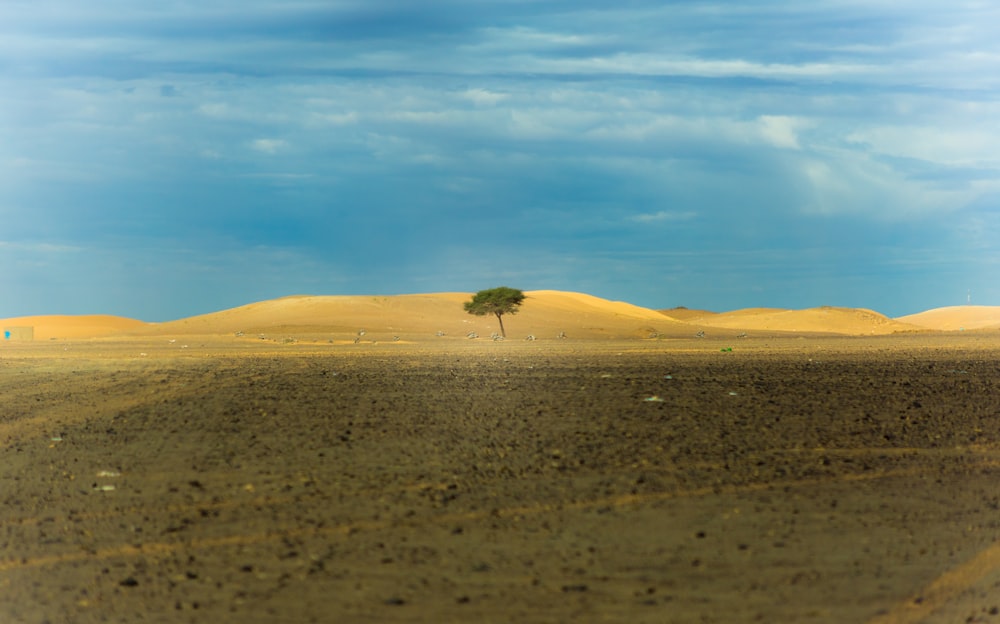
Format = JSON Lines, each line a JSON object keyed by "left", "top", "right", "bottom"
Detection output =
{"left": 5, "top": 445, "right": 997, "bottom": 530}
{"left": 866, "top": 540, "right": 1000, "bottom": 624}
{"left": 0, "top": 361, "right": 241, "bottom": 443}
{"left": 0, "top": 464, "right": 940, "bottom": 574}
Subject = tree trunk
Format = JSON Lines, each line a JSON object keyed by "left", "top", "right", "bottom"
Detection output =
{"left": 495, "top": 312, "right": 506, "bottom": 338}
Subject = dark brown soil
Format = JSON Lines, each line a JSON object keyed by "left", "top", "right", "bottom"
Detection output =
{"left": 2, "top": 334, "right": 1000, "bottom": 623}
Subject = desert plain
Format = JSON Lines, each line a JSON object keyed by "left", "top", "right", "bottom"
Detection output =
{"left": 2, "top": 291, "right": 1000, "bottom": 623}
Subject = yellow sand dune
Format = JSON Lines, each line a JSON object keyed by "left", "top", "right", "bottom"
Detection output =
{"left": 0, "top": 291, "right": 696, "bottom": 341}
{"left": 0, "top": 315, "right": 149, "bottom": 340}
{"left": 145, "top": 290, "right": 692, "bottom": 340}
{"left": 8, "top": 293, "right": 975, "bottom": 341}
{"left": 658, "top": 307, "right": 717, "bottom": 322}
{"left": 670, "top": 306, "right": 923, "bottom": 336}
{"left": 896, "top": 306, "right": 1000, "bottom": 331}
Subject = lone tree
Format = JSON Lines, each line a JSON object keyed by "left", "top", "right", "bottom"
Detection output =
{"left": 464, "top": 286, "right": 526, "bottom": 338}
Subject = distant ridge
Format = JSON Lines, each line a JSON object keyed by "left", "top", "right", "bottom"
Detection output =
{"left": 658, "top": 307, "right": 716, "bottom": 321}
{"left": 136, "top": 290, "right": 695, "bottom": 339}
{"left": 896, "top": 306, "right": 1000, "bottom": 331}
{"left": 5, "top": 295, "right": 986, "bottom": 341}
{"left": 0, "top": 315, "right": 148, "bottom": 340}
{"left": 661, "top": 306, "right": 923, "bottom": 336}
{"left": 0, "top": 291, "right": 693, "bottom": 340}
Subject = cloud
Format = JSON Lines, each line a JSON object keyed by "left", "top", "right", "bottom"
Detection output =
{"left": 0, "top": 240, "right": 83, "bottom": 253}
{"left": 459, "top": 88, "right": 508, "bottom": 107}
{"left": 757, "top": 115, "right": 805, "bottom": 150}
{"left": 848, "top": 124, "right": 1000, "bottom": 168}
{"left": 797, "top": 150, "right": 984, "bottom": 219}
{"left": 250, "top": 138, "right": 288, "bottom": 154}
{"left": 530, "top": 53, "right": 881, "bottom": 82}
{"left": 472, "top": 26, "right": 609, "bottom": 54}
{"left": 308, "top": 111, "right": 359, "bottom": 126}
{"left": 198, "top": 103, "right": 230, "bottom": 117}
{"left": 630, "top": 211, "right": 698, "bottom": 224}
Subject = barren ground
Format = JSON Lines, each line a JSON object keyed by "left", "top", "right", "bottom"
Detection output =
{"left": 2, "top": 333, "right": 1000, "bottom": 623}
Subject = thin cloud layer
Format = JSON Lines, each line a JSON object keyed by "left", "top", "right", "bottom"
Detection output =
{"left": 1, "top": 1, "right": 998, "bottom": 319}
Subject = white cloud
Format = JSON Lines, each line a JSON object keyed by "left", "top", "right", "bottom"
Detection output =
{"left": 798, "top": 150, "right": 985, "bottom": 218}
{"left": 460, "top": 88, "right": 508, "bottom": 107}
{"left": 583, "top": 113, "right": 806, "bottom": 152}
{"left": 0, "top": 240, "right": 83, "bottom": 253}
{"left": 757, "top": 115, "right": 806, "bottom": 150}
{"left": 847, "top": 125, "right": 1000, "bottom": 168}
{"left": 198, "top": 103, "right": 230, "bottom": 117}
{"left": 250, "top": 138, "right": 288, "bottom": 154}
{"left": 238, "top": 172, "right": 313, "bottom": 180}
{"left": 309, "top": 111, "right": 359, "bottom": 126}
{"left": 473, "top": 26, "right": 605, "bottom": 53}
{"left": 529, "top": 53, "right": 881, "bottom": 82}
{"left": 630, "top": 210, "right": 698, "bottom": 223}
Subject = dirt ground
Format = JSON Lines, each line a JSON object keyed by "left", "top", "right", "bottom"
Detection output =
{"left": 2, "top": 333, "right": 1000, "bottom": 623}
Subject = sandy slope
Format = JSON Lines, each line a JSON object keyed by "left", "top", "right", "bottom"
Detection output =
{"left": 6, "top": 293, "right": 983, "bottom": 341}
{"left": 513, "top": 290, "right": 691, "bottom": 338}
{"left": 140, "top": 291, "right": 694, "bottom": 340}
{"left": 0, "top": 315, "right": 149, "bottom": 340}
{"left": 141, "top": 293, "right": 473, "bottom": 337}
{"left": 666, "top": 306, "right": 923, "bottom": 336}
{"left": 657, "top": 307, "right": 717, "bottom": 321}
{"left": 1, "top": 292, "right": 697, "bottom": 341}
{"left": 896, "top": 305, "right": 1000, "bottom": 331}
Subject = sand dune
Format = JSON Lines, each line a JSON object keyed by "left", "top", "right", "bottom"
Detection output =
{"left": 506, "top": 290, "right": 692, "bottom": 338}
{"left": 658, "top": 307, "right": 717, "bottom": 321}
{"left": 7, "top": 293, "right": 985, "bottom": 342}
{"left": 142, "top": 293, "right": 472, "bottom": 337}
{"left": 896, "top": 306, "right": 1000, "bottom": 331}
{"left": 0, "top": 315, "right": 148, "bottom": 340}
{"left": 669, "top": 306, "right": 923, "bottom": 336}
{"left": 0, "top": 291, "right": 698, "bottom": 341}
{"left": 139, "top": 290, "right": 694, "bottom": 340}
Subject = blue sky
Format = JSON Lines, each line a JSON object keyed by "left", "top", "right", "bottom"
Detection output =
{"left": 2, "top": 1, "right": 998, "bottom": 321}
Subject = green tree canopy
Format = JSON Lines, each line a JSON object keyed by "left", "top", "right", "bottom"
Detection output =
{"left": 463, "top": 287, "right": 526, "bottom": 338}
